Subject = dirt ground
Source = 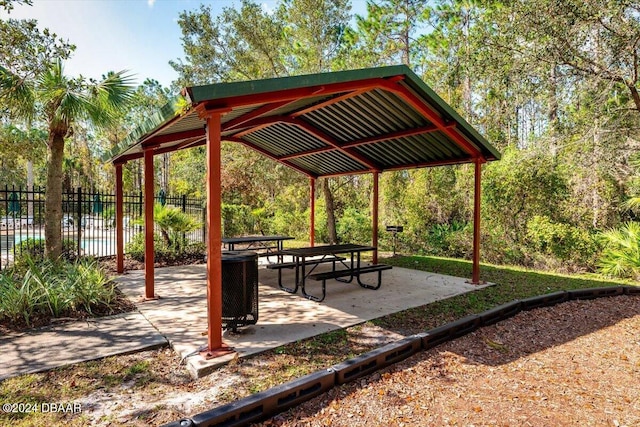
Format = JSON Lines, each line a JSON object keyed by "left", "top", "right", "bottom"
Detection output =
{"left": 259, "top": 296, "right": 640, "bottom": 427}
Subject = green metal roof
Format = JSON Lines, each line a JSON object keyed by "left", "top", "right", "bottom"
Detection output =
{"left": 108, "top": 65, "right": 500, "bottom": 177}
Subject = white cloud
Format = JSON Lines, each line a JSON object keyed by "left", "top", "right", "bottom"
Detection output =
{"left": 148, "top": 0, "right": 156, "bottom": 8}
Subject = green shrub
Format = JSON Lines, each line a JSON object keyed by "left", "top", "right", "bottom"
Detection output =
{"left": 481, "top": 225, "right": 527, "bottom": 267}
{"left": 271, "top": 206, "right": 309, "bottom": 241}
{"left": 598, "top": 221, "right": 640, "bottom": 279}
{"left": 125, "top": 232, "right": 205, "bottom": 263}
{"left": 425, "top": 221, "right": 470, "bottom": 257}
{"left": 336, "top": 208, "right": 371, "bottom": 245}
{"left": 13, "top": 238, "right": 79, "bottom": 272}
{"left": 0, "top": 258, "right": 118, "bottom": 326}
{"left": 526, "top": 215, "right": 600, "bottom": 269}
{"left": 222, "top": 203, "right": 254, "bottom": 237}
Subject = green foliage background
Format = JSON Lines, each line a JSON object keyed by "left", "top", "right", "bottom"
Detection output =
{"left": 3, "top": 0, "right": 640, "bottom": 277}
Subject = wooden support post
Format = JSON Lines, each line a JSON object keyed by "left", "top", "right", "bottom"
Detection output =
{"left": 202, "top": 114, "right": 233, "bottom": 358}
{"left": 372, "top": 171, "right": 379, "bottom": 264}
{"left": 310, "top": 177, "right": 315, "bottom": 247}
{"left": 471, "top": 158, "right": 483, "bottom": 284}
{"left": 115, "top": 163, "right": 124, "bottom": 274}
{"left": 143, "top": 148, "right": 156, "bottom": 299}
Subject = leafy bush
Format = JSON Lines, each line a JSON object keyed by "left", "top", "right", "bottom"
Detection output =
{"left": 336, "top": 208, "right": 371, "bottom": 245}
{"left": 425, "top": 221, "right": 470, "bottom": 257}
{"left": 152, "top": 203, "right": 199, "bottom": 251}
{"left": 125, "top": 232, "right": 205, "bottom": 263}
{"left": 128, "top": 203, "right": 204, "bottom": 262}
{"left": 598, "top": 221, "right": 640, "bottom": 279}
{"left": 13, "top": 238, "right": 79, "bottom": 271}
{"left": 526, "top": 215, "right": 600, "bottom": 270}
{"left": 222, "top": 203, "right": 254, "bottom": 237}
{"left": 0, "top": 258, "right": 117, "bottom": 326}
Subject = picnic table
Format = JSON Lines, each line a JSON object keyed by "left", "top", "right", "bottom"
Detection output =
{"left": 269, "top": 243, "right": 392, "bottom": 302}
{"left": 222, "top": 235, "right": 293, "bottom": 261}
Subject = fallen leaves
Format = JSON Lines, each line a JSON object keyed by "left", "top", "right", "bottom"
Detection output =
{"left": 258, "top": 296, "right": 640, "bottom": 427}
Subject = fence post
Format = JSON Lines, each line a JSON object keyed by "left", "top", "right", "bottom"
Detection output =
{"left": 182, "top": 194, "right": 187, "bottom": 242}
{"left": 76, "top": 187, "right": 83, "bottom": 258}
{"left": 202, "top": 204, "right": 206, "bottom": 243}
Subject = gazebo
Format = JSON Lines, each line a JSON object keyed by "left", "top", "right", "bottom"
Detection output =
{"left": 108, "top": 65, "right": 500, "bottom": 357}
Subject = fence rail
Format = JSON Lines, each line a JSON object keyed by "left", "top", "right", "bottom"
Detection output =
{"left": 0, "top": 186, "right": 205, "bottom": 271}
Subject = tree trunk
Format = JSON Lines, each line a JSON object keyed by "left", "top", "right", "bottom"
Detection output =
{"left": 547, "top": 65, "right": 559, "bottom": 156}
{"left": 627, "top": 82, "right": 640, "bottom": 113}
{"left": 45, "top": 133, "right": 65, "bottom": 260}
{"left": 321, "top": 178, "right": 338, "bottom": 244}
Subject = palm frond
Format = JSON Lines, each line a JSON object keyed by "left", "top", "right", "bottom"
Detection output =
{"left": 94, "top": 70, "right": 136, "bottom": 111}
{"left": 597, "top": 221, "right": 640, "bottom": 279}
{"left": 624, "top": 197, "right": 640, "bottom": 213}
{"left": 0, "top": 64, "right": 36, "bottom": 120}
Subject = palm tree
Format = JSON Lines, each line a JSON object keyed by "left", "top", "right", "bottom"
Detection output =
{"left": 0, "top": 59, "right": 134, "bottom": 259}
{"left": 598, "top": 221, "right": 640, "bottom": 279}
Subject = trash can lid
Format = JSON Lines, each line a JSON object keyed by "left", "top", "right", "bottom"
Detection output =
{"left": 222, "top": 251, "right": 258, "bottom": 262}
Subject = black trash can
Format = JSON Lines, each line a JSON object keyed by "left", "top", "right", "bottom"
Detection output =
{"left": 221, "top": 251, "right": 258, "bottom": 331}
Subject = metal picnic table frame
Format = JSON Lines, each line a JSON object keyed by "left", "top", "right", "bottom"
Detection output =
{"left": 222, "top": 235, "right": 293, "bottom": 261}
{"left": 278, "top": 243, "right": 392, "bottom": 302}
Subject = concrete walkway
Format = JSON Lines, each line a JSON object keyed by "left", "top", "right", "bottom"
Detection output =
{"left": 0, "top": 261, "right": 489, "bottom": 380}
{"left": 0, "top": 312, "right": 167, "bottom": 381}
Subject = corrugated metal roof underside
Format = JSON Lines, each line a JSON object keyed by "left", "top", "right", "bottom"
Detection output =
{"left": 290, "top": 151, "right": 369, "bottom": 176}
{"left": 301, "top": 90, "right": 428, "bottom": 143}
{"left": 354, "top": 132, "right": 468, "bottom": 169}
{"left": 108, "top": 65, "right": 500, "bottom": 174}
{"left": 243, "top": 124, "right": 326, "bottom": 157}
{"left": 155, "top": 112, "right": 202, "bottom": 137}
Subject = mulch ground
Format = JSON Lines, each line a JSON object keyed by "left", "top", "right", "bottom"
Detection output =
{"left": 260, "top": 295, "right": 640, "bottom": 427}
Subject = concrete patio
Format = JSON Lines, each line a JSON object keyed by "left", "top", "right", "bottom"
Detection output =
{"left": 115, "top": 260, "right": 490, "bottom": 377}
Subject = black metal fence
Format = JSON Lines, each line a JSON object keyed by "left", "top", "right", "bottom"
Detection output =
{"left": 0, "top": 186, "right": 205, "bottom": 271}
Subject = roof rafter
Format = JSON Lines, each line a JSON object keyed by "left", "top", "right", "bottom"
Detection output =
{"left": 230, "top": 115, "right": 382, "bottom": 171}
{"left": 290, "top": 87, "right": 375, "bottom": 118}
{"left": 223, "top": 100, "right": 295, "bottom": 132}
{"left": 277, "top": 123, "right": 448, "bottom": 161}
{"left": 320, "top": 156, "right": 475, "bottom": 178}
{"left": 224, "top": 136, "right": 317, "bottom": 178}
{"left": 143, "top": 128, "right": 205, "bottom": 147}
{"left": 379, "top": 79, "right": 483, "bottom": 158}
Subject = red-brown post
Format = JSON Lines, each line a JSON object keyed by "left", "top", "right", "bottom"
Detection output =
{"left": 204, "top": 113, "right": 232, "bottom": 356}
{"left": 471, "top": 157, "right": 483, "bottom": 284}
{"left": 310, "top": 177, "right": 315, "bottom": 247}
{"left": 115, "top": 163, "right": 124, "bottom": 274}
{"left": 143, "top": 148, "right": 155, "bottom": 299}
{"left": 372, "top": 171, "right": 379, "bottom": 264}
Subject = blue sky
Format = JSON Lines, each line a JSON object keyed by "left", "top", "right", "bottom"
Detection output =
{"left": 2, "top": 0, "right": 368, "bottom": 89}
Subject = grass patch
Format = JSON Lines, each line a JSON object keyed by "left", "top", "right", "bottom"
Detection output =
{"left": 0, "top": 349, "right": 182, "bottom": 427}
{"left": 374, "top": 255, "right": 633, "bottom": 334}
